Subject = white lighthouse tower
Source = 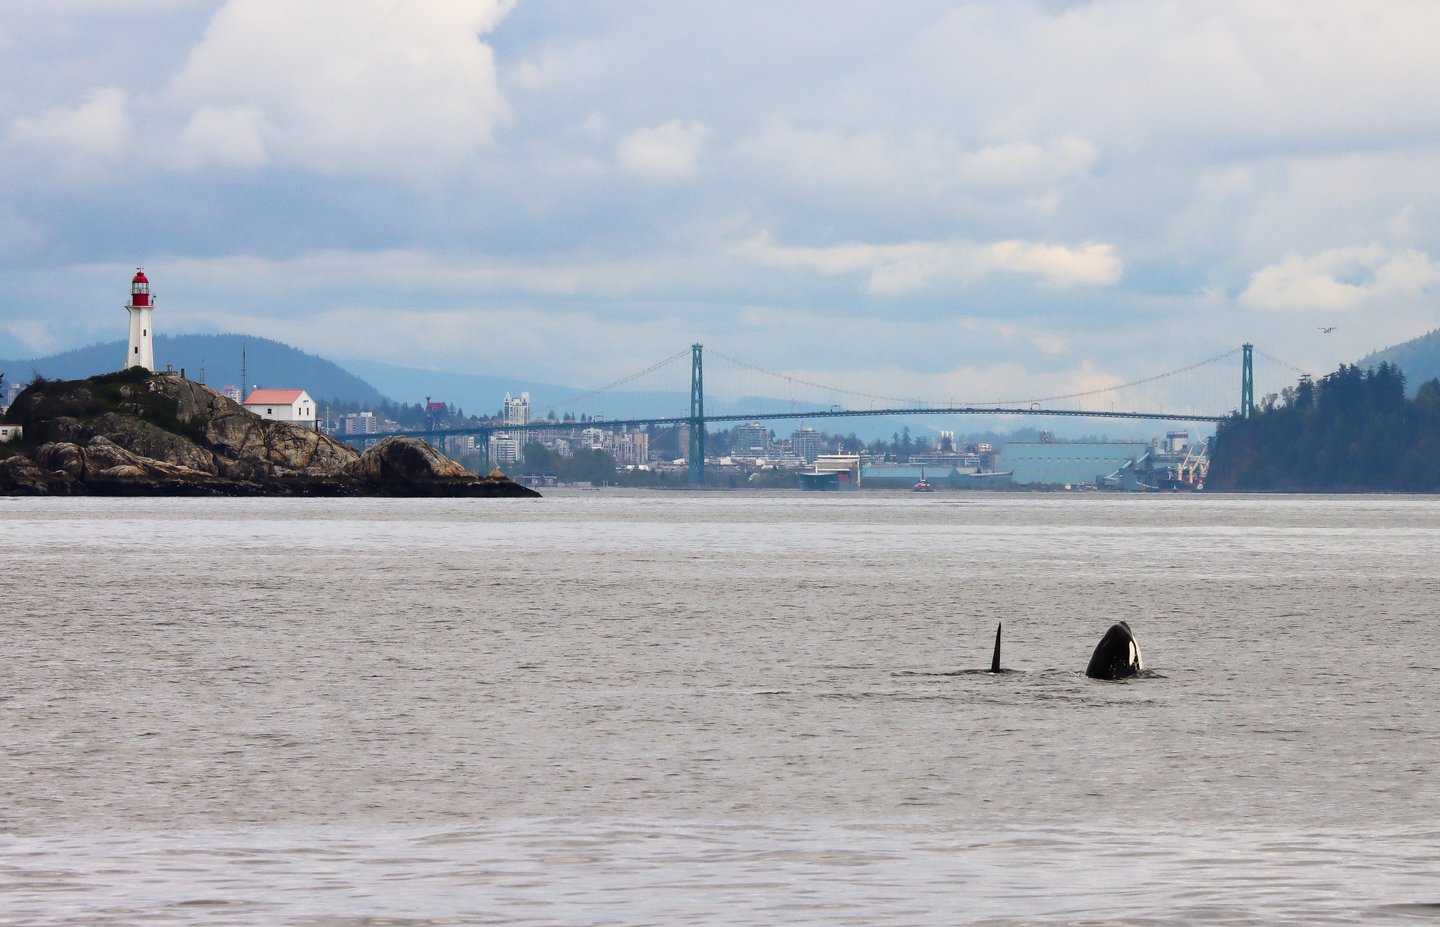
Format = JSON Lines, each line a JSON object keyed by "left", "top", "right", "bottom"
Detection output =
{"left": 124, "top": 268, "right": 155, "bottom": 371}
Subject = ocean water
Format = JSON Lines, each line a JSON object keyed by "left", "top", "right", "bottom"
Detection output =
{"left": 2, "top": 491, "right": 1439, "bottom": 925}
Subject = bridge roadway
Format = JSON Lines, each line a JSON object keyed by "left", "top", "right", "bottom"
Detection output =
{"left": 339, "top": 405, "right": 1230, "bottom": 445}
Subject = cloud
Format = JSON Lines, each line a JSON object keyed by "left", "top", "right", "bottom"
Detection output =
{"left": 956, "top": 135, "right": 1101, "bottom": 190}
{"left": 163, "top": 0, "right": 513, "bottom": 175}
{"left": 1, "top": 319, "right": 60, "bottom": 357}
{"left": 0, "top": 212, "right": 45, "bottom": 261}
{"left": 171, "top": 105, "right": 268, "bottom": 170}
{"left": 617, "top": 120, "right": 709, "bottom": 181}
{"left": 9, "top": 2, "right": 1440, "bottom": 401}
{"left": 195, "top": 302, "right": 694, "bottom": 390}
{"left": 1240, "top": 245, "right": 1440, "bottom": 311}
{"left": 5, "top": 87, "right": 131, "bottom": 164}
{"left": 155, "top": 248, "right": 707, "bottom": 302}
{"left": 740, "top": 232, "right": 1122, "bottom": 294}
{"left": 725, "top": 125, "right": 1100, "bottom": 219}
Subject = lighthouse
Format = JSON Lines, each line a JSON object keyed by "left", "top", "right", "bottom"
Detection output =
{"left": 124, "top": 268, "right": 155, "bottom": 371}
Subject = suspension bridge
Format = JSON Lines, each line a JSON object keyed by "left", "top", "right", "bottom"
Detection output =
{"left": 340, "top": 343, "right": 1307, "bottom": 483}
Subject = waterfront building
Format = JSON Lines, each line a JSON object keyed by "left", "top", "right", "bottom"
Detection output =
{"left": 733, "top": 422, "right": 771, "bottom": 456}
{"left": 860, "top": 463, "right": 1012, "bottom": 490}
{"left": 243, "top": 388, "right": 316, "bottom": 425}
{"left": 609, "top": 429, "right": 650, "bottom": 467}
{"left": 503, "top": 392, "right": 530, "bottom": 425}
{"left": 800, "top": 453, "right": 862, "bottom": 489}
{"left": 998, "top": 441, "right": 1151, "bottom": 488}
{"left": 341, "top": 411, "right": 379, "bottom": 435}
{"left": 791, "top": 427, "right": 822, "bottom": 463}
{"left": 488, "top": 433, "right": 521, "bottom": 467}
{"left": 124, "top": 268, "right": 156, "bottom": 372}
{"left": 503, "top": 391, "right": 531, "bottom": 446}
{"left": 912, "top": 451, "right": 981, "bottom": 469}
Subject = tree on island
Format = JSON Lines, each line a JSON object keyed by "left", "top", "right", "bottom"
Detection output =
{"left": 520, "top": 442, "right": 617, "bottom": 486}
{"left": 1209, "top": 362, "right": 1440, "bottom": 491}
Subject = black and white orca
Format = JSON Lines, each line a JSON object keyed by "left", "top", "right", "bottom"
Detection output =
{"left": 1085, "top": 621, "right": 1144, "bottom": 679}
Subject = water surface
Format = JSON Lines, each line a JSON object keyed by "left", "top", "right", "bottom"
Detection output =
{"left": 3, "top": 492, "right": 1438, "bottom": 924}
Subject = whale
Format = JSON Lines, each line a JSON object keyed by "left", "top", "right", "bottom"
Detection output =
{"left": 894, "top": 621, "right": 1017, "bottom": 677}
{"left": 1085, "top": 621, "right": 1144, "bottom": 679}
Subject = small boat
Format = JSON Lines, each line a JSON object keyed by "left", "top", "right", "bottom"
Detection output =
{"left": 912, "top": 469, "right": 936, "bottom": 492}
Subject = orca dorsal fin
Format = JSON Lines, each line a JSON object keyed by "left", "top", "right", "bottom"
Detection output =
{"left": 991, "top": 621, "right": 1002, "bottom": 673}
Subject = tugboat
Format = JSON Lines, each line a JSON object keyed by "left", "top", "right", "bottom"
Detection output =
{"left": 912, "top": 468, "right": 936, "bottom": 492}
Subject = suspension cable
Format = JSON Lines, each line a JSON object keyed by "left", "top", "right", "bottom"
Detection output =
{"left": 711, "top": 346, "right": 1244, "bottom": 409}
{"left": 1253, "top": 348, "right": 1311, "bottom": 378}
{"left": 709, "top": 349, "right": 937, "bottom": 407}
{"left": 997, "top": 347, "right": 1244, "bottom": 406}
{"left": 545, "top": 348, "right": 690, "bottom": 411}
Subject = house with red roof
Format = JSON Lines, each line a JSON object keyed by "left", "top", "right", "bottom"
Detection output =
{"left": 243, "top": 388, "right": 315, "bottom": 425}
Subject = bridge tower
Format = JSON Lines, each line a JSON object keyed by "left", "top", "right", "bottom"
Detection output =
{"left": 1241, "top": 343, "right": 1254, "bottom": 419}
{"left": 688, "top": 343, "right": 705, "bottom": 484}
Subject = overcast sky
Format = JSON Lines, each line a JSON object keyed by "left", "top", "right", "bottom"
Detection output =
{"left": 3, "top": 1, "right": 1439, "bottom": 405}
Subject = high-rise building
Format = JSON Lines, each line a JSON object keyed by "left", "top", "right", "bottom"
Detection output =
{"left": 341, "top": 411, "right": 379, "bottom": 434}
{"left": 503, "top": 391, "right": 531, "bottom": 446}
{"left": 791, "top": 427, "right": 822, "bottom": 463}
{"left": 610, "top": 429, "right": 650, "bottom": 466}
{"left": 733, "top": 422, "right": 770, "bottom": 456}
{"left": 503, "top": 392, "right": 530, "bottom": 426}
{"left": 489, "top": 433, "right": 521, "bottom": 467}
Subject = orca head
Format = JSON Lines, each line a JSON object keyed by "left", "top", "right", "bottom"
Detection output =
{"left": 1085, "top": 621, "right": 1144, "bottom": 680}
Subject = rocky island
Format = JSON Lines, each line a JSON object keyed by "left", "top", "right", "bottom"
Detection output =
{"left": 0, "top": 368, "right": 539, "bottom": 498}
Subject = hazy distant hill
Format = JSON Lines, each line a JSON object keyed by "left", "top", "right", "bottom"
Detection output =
{"left": 3, "top": 336, "right": 1162, "bottom": 442}
{"left": 340, "top": 358, "right": 574, "bottom": 418}
{"left": 343, "top": 358, "right": 913, "bottom": 429}
{"left": 1357, "top": 329, "right": 1440, "bottom": 393}
{"left": 1, "top": 334, "right": 387, "bottom": 405}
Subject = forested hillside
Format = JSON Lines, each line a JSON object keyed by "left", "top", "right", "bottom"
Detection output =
{"left": 0, "top": 334, "right": 387, "bottom": 406}
{"left": 1357, "top": 329, "right": 1440, "bottom": 394}
{"left": 1208, "top": 363, "right": 1440, "bottom": 491}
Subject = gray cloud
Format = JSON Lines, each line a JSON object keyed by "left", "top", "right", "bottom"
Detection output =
{"left": 3, "top": 1, "right": 1439, "bottom": 406}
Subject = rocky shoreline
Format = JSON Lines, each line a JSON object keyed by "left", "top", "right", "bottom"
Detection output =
{"left": 0, "top": 369, "right": 539, "bottom": 498}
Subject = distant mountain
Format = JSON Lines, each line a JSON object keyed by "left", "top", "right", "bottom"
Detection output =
{"left": 339, "top": 358, "right": 575, "bottom": 419}
{"left": 2, "top": 336, "right": 1166, "bottom": 443}
{"left": 1357, "top": 328, "right": 1440, "bottom": 394}
{"left": 1, "top": 334, "right": 387, "bottom": 405}
{"left": 338, "top": 359, "right": 823, "bottom": 424}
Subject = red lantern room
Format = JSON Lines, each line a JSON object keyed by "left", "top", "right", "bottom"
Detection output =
{"left": 130, "top": 268, "right": 150, "bottom": 307}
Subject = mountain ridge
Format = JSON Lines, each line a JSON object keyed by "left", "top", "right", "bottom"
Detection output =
{"left": 1357, "top": 328, "right": 1440, "bottom": 393}
{"left": 2, "top": 335, "right": 387, "bottom": 405}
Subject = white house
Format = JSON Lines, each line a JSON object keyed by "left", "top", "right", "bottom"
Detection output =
{"left": 243, "top": 389, "right": 315, "bottom": 424}
{"left": 0, "top": 424, "right": 22, "bottom": 443}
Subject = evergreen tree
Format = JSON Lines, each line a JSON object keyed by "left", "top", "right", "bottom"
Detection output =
{"left": 1211, "top": 363, "right": 1440, "bottom": 491}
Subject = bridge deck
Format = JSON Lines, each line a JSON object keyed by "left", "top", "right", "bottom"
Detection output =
{"left": 339, "top": 405, "right": 1229, "bottom": 443}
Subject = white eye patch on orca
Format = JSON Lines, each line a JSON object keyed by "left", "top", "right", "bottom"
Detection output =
{"left": 1086, "top": 622, "right": 1144, "bottom": 680}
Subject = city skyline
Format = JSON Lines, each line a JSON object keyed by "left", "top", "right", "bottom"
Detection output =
{"left": 2, "top": 2, "right": 1438, "bottom": 405}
